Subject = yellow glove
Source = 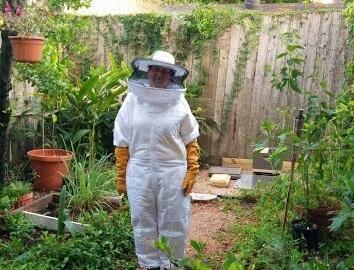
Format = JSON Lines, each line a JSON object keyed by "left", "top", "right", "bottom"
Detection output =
{"left": 182, "top": 140, "right": 200, "bottom": 197}
{"left": 115, "top": 146, "right": 130, "bottom": 195}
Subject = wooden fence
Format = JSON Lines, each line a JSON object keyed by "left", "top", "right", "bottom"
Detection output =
{"left": 8, "top": 8, "right": 350, "bottom": 161}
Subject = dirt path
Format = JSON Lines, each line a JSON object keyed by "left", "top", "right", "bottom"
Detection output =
{"left": 185, "top": 170, "right": 239, "bottom": 256}
{"left": 186, "top": 200, "right": 237, "bottom": 256}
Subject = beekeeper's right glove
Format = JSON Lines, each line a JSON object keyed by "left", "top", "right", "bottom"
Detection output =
{"left": 115, "top": 146, "right": 130, "bottom": 195}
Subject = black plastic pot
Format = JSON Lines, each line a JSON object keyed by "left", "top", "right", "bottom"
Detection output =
{"left": 291, "top": 219, "right": 320, "bottom": 251}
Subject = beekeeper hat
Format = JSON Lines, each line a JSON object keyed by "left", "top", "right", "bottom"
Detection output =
{"left": 130, "top": 51, "right": 189, "bottom": 83}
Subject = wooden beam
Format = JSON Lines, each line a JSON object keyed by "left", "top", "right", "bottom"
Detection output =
{"left": 22, "top": 211, "right": 88, "bottom": 233}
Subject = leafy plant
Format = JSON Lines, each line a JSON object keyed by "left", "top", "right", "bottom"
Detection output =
{"left": 0, "top": 195, "right": 16, "bottom": 211}
{"left": 1, "top": 180, "right": 32, "bottom": 199}
{"left": 1, "top": 210, "right": 136, "bottom": 269}
{"left": 0, "top": 181, "right": 32, "bottom": 212}
{"left": 3, "top": 212, "right": 34, "bottom": 240}
{"left": 2, "top": 3, "right": 50, "bottom": 36}
{"left": 271, "top": 30, "right": 354, "bottom": 227}
{"left": 330, "top": 173, "right": 354, "bottom": 232}
{"left": 267, "top": 30, "right": 304, "bottom": 93}
{"left": 51, "top": 56, "right": 130, "bottom": 158}
{"left": 65, "top": 155, "right": 116, "bottom": 216}
{"left": 155, "top": 236, "right": 245, "bottom": 270}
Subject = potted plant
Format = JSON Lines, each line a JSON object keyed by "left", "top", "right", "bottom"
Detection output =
{"left": 291, "top": 96, "right": 342, "bottom": 233}
{"left": 293, "top": 153, "right": 341, "bottom": 231}
{"left": 0, "top": 180, "right": 33, "bottom": 208}
{"left": 3, "top": 3, "right": 48, "bottom": 63}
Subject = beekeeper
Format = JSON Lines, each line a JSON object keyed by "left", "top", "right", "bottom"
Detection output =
{"left": 113, "top": 51, "right": 200, "bottom": 270}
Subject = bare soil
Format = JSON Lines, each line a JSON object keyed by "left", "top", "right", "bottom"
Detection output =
{"left": 186, "top": 170, "right": 239, "bottom": 256}
{"left": 186, "top": 200, "right": 236, "bottom": 255}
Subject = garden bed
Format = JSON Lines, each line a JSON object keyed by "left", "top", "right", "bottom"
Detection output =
{"left": 13, "top": 193, "right": 122, "bottom": 233}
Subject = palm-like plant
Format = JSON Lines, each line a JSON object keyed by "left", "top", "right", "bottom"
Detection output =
{"left": 53, "top": 56, "right": 130, "bottom": 158}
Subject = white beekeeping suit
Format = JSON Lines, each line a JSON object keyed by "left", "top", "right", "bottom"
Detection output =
{"left": 114, "top": 51, "right": 200, "bottom": 270}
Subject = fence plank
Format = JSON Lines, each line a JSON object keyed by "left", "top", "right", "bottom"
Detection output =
{"left": 219, "top": 25, "right": 242, "bottom": 156}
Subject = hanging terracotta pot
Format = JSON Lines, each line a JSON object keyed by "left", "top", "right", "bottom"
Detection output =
{"left": 9, "top": 36, "right": 45, "bottom": 63}
{"left": 27, "top": 149, "right": 74, "bottom": 192}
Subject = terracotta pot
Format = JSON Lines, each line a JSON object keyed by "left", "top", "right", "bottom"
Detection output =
{"left": 295, "top": 203, "right": 341, "bottom": 229}
{"left": 9, "top": 36, "right": 45, "bottom": 63}
{"left": 27, "top": 149, "right": 74, "bottom": 192}
{"left": 16, "top": 192, "right": 34, "bottom": 208}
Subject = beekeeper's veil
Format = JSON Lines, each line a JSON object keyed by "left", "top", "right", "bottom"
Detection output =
{"left": 128, "top": 51, "right": 189, "bottom": 104}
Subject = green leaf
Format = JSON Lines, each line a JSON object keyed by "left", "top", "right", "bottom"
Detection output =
{"left": 289, "top": 78, "right": 302, "bottom": 93}
{"left": 276, "top": 52, "right": 288, "bottom": 59}
{"left": 190, "top": 240, "right": 206, "bottom": 253}
{"left": 291, "top": 69, "right": 303, "bottom": 78}
{"left": 72, "top": 129, "right": 91, "bottom": 144}
{"left": 223, "top": 253, "right": 245, "bottom": 270}
{"left": 58, "top": 185, "right": 67, "bottom": 236}
{"left": 287, "top": 44, "right": 304, "bottom": 52}
{"left": 293, "top": 57, "right": 304, "bottom": 64}
{"left": 154, "top": 236, "right": 173, "bottom": 258}
{"left": 78, "top": 75, "right": 99, "bottom": 99}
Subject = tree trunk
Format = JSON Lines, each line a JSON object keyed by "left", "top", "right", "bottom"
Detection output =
{"left": 0, "top": 30, "right": 14, "bottom": 186}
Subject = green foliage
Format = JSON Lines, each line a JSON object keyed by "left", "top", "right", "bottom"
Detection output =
{"left": 1, "top": 210, "right": 136, "bottom": 269}
{"left": 2, "top": 212, "right": 34, "bottom": 240}
{"left": 220, "top": 10, "right": 262, "bottom": 131}
{"left": 221, "top": 178, "right": 354, "bottom": 270}
{"left": 53, "top": 57, "right": 130, "bottom": 157}
{"left": 119, "top": 14, "right": 171, "bottom": 55}
{"left": 1, "top": 181, "right": 31, "bottom": 199}
{"left": 0, "top": 181, "right": 32, "bottom": 211}
{"left": 18, "top": 54, "right": 130, "bottom": 157}
{"left": 330, "top": 173, "right": 354, "bottom": 232}
{"left": 0, "top": 196, "right": 16, "bottom": 211}
{"left": 3, "top": 4, "right": 49, "bottom": 36}
{"left": 268, "top": 30, "right": 304, "bottom": 93}
{"left": 343, "top": 0, "right": 354, "bottom": 85}
{"left": 155, "top": 236, "right": 245, "bottom": 270}
{"left": 49, "top": 0, "right": 91, "bottom": 11}
{"left": 260, "top": 30, "right": 354, "bottom": 216}
{"left": 175, "top": 5, "right": 239, "bottom": 60}
{"left": 65, "top": 155, "right": 116, "bottom": 215}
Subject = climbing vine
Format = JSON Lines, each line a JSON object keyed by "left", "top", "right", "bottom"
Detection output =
{"left": 175, "top": 5, "right": 237, "bottom": 61}
{"left": 221, "top": 12, "right": 262, "bottom": 132}
{"left": 118, "top": 14, "right": 171, "bottom": 55}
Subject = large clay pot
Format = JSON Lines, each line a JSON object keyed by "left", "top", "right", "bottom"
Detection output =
{"left": 27, "top": 149, "right": 74, "bottom": 192}
{"left": 9, "top": 36, "right": 45, "bottom": 63}
{"left": 295, "top": 203, "right": 341, "bottom": 230}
